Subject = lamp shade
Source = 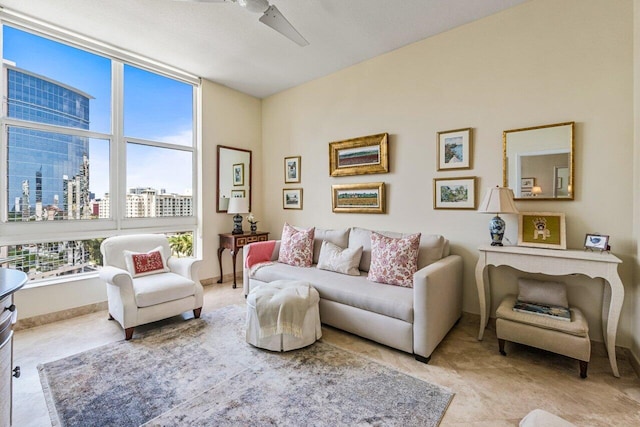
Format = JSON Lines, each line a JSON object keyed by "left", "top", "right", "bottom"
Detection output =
{"left": 477, "top": 187, "right": 518, "bottom": 214}
{"left": 227, "top": 197, "right": 249, "bottom": 215}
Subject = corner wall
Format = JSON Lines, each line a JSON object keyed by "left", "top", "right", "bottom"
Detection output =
{"left": 261, "top": 0, "right": 635, "bottom": 346}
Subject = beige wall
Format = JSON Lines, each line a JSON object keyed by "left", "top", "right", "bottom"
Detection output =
{"left": 633, "top": 0, "right": 640, "bottom": 366}
{"left": 261, "top": 0, "right": 635, "bottom": 347}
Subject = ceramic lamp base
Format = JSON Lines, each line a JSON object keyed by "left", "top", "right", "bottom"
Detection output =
{"left": 232, "top": 214, "right": 244, "bottom": 235}
{"left": 489, "top": 215, "right": 506, "bottom": 246}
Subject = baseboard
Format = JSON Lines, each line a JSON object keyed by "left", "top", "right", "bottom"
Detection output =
{"left": 15, "top": 301, "right": 109, "bottom": 331}
{"left": 201, "top": 273, "right": 243, "bottom": 286}
{"left": 626, "top": 348, "right": 640, "bottom": 378}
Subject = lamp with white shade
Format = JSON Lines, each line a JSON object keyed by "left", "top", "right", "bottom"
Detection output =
{"left": 477, "top": 186, "right": 519, "bottom": 246}
{"left": 227, "top": 197, "right": 249, "bottom": 235}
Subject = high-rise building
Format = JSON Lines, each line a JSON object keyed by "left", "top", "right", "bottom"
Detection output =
{"left": 3, "top": 63, "right": 92, "bottom": 220}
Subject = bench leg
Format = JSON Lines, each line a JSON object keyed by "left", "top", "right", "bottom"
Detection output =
{"left": 498, "top": 338, "right": 506, "bottom": 356}
{"left": 579, "top": 360, "right": 588, "bottom": 379}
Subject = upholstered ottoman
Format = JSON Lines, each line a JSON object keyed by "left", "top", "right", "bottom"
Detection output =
{"left": 496, "top": 295, "right": 591, "bottom": 378}
{"left": 246, "top": 280, "right": 322, "bottom": 351}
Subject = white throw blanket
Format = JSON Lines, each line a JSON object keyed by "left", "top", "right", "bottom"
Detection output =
{"left": 251, "top": 281, "right": 312, "bottom": 339}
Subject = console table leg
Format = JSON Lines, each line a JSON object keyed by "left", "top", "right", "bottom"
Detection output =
{"left": 231, "top": 250, "right": 238, "bottom": 289}
{"left": 217, "top": 248, "right": 224, "bottom": 284}
{"left": 604, "top": 275, "right": 624, "bottom": 378}
{"left": 475, "top": 258, "right": 488, "bottom": 340}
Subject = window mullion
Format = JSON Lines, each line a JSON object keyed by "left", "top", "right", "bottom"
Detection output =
{"left": 112, "top": 61, "right": 124, "bottom": 228}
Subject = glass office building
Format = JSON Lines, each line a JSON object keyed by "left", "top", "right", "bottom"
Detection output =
{"left": 4, "top": 64, "right": 91, "bottom": 221}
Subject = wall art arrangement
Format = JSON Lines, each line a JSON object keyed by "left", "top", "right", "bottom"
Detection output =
{"left": 433, "top": 176, "right": 477, "bottom": 210}
{"left": 518, "top": 212, "right": 566, "bottom": 250}
{"left": 331, "top": 182, "right": 385, "bottom": 214}
{"left": 284, "top": 156, "right": 301, "bottom": 183}
{"left": 329, "top": 133, "right": 389, "bottom": 177}
{"left": 283, "top": 188, "right": 303, "bottom": 210}
{"left": 437, "top": 128, "right": 472, "bottom": 171}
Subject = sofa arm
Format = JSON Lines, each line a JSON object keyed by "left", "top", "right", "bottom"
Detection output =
{"left": 167, "top": 257, "right": 202, "bottom": 282}
{"left": 243, "top": 240, "right": 281, "bottom": 295}
{"left": 413, "top": 254, "right": 463, "bottom": 360}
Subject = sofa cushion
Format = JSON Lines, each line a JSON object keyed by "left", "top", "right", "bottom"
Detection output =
{"left": 123, "top": 246, "right": 170, "bottom": 278}
{"left": 133, "top": 272, "right": 196, "bottom": 307}
{"left": 313, "top": 228, "right": 350, "bottom": 264}
{"left": 368, "top": 232, "right": 421, "bottom": 287}
{"left": 316, "top": 240, "right": 363, "bottom": 276}
{"left": 250, "top": 262, "right": 413, "bottom": 322}
{"left": 279, "top": 223, "right": 315, "bottom": 267}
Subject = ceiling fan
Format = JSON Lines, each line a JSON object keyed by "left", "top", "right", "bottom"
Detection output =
{"left": 176, "top": 0, "right": 309, "bottom": 46}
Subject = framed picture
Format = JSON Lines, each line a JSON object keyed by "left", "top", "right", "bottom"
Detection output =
{"left": 329, "top": 133, "right": 389, "bottom": 177}
{"left": 437, "top": 128, "right": 472, "bottom": 171}
{"left": 231, "top": 190, "right": 245, "bottom": 198}
{"left": 284, "top": 156, "right": 301, "bottom": 183}
{"left": 433, "top": 176, "right": 477, "bottom": 210}
{"left": 584, "top": 234, "right": 609, "bottom": 251}
{"left": 521, "top": 177, "right": 535, "bottom": 189}
{"left": 518, "top": 212, "right": 567, "bottom": 250}
{"left": 332, "top": 182, "right": 385, "bottom": 214}
{"left": 283, "top": 188, "right": 303, "bottom": 210}
{"left": 232, "top": 163, "right": 244, "bottom": 186}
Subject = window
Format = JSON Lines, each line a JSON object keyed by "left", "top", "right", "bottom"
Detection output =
{"left": 0, "top": 19, "right": 199, "bottom": 283}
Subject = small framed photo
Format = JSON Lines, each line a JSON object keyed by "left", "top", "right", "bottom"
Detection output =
{"left": 329, "top": 133, "right": 389, "bottom": 177}
{"left": 518, "top": 212, "right": 567, "bottom": 250}
{"left": 521, "top": 177, "right": 535, "bottom": 189}
{"left": 284, "top": 156, "right": 301, "bottom": 183}
{"left": 584, "top": 234, "right": 609, "bottom": 251}
{"left": 283, "top": 188, "right": 303, "bottom": 210}
{"left": 232, "top": 163, "right": 244, "bottom": 186}
{"left": 433, "top": 176, "right": 477, "bottom": 210}
{"left": 331, "top": 182, "right": 385, "bottom": 214}
{"left": 231, "top": 190, "right": 245, "bottom": 198}
{"left": 437, "top": 128, "right": 472, "bottom": 171}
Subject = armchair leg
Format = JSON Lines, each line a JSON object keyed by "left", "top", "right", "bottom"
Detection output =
{"left": 193, "top": 307, "right": 202, "bottom": 319}
{"left": 499, "top": 339, "right": 506, "bottom": 356}
{"left": 579, "top": 360, "right": 588, "bottom": 379}
{"left": 125, "top": 327, "right": 134, "bottom": 341}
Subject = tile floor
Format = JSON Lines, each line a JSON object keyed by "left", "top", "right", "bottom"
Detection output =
{"left": 11, "top": 281, "right": 640, "bottom": 426}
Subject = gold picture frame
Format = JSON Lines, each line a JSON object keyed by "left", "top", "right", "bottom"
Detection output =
{"left": 329, "top": 133, "right": 389, "bottom": 177}
{"left": 331, "top": 182, "right": 385, "bottom": 214}
{"left": 283, "top": 188, "right": 303, "bottom": 210}
{"left": 518, "top": 212, "right": 567, "bottom": 250}
{"left": 284, "top": 156, "right": 301, "bottom": 183}
{"left": 436, "top": 127, "right": 473, "bottom": 171}
{"left": 433, "top": 176, "right": 477, "bottom": 210}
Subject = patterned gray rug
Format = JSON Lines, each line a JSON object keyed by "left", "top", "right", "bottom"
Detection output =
{"left": 38, "top": 305, "right": 453, "bottom": 426}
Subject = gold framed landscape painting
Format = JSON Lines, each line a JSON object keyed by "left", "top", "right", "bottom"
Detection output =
{"left": 329, "top": 133, "right": 389, "bottom": 177}
{"left": 332, "top": 182, "right": 385, "bottom": 214}
{"left": 433, "top": 176, "right": 477, "bottom": 210}
{"left": 518, "top": 212, "right": 567, "bottom": 250}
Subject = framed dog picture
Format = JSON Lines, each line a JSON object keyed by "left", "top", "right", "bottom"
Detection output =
{"left": 518, "top": 212, "right": 566, "bottom": 250}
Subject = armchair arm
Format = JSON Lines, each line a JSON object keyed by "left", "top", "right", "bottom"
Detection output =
{"left": 413, "top": 254, "right": 463, "bottom": 360}
{"left": 243, "top": 240, "right": 281, "bottom": 295}
{"left": 167, "top": 257, "right": 202, "bottom": 282}
{"left": 99, "top": 265, "right": 134, "bottom": 289}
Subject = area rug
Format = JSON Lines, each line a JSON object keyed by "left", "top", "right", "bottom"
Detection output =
{"left": 38, "top": 305, "right": 453, "bottom": 426}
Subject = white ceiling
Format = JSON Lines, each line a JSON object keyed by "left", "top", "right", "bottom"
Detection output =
{"left": 0, "top": 0, "right": 528, "bottom": 98}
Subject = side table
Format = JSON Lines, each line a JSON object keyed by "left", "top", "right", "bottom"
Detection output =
{"left": 218, "top": 231, "right": 269, "bottom": 288}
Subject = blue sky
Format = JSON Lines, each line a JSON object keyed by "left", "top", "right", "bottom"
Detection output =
{"left": 3, "top": 26, "right": 194, "bottom": 197}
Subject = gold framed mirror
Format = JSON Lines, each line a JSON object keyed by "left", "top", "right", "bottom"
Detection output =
{"left": 503, "top": 122, "right": 574, "bottom": 201}
{"left": 216, "top": 145, "right": 252, "bottom": 213}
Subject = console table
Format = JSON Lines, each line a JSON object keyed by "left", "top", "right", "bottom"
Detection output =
{"left": 218, "top": 231, "right": 269, "bottom": 288}
{"left": 475, "top": 245, "right": 624, "bottom": 377}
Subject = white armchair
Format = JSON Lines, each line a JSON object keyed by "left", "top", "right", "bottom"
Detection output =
{"left": 99, "top": 234, "right": 203, "bottom": 340}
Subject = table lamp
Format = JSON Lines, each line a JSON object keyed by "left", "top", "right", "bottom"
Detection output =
{"left": 477, "top": 186, "right": 519, "bottom": 246}
{"left": 227, "top": 197, "right": 249, "bottom": 235}
{"left": 531, "top": 186, "right": 542, "bottom": 197}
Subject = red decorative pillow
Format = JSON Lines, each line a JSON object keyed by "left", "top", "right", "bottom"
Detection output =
{"left": 123, "top": 246, "right": 170, "bottom": 277}
{"left": 367, "top": 232, "right": 421, "bottom": 287}
{"left": 278, "top": 223, "right": 315, "bottom": 267}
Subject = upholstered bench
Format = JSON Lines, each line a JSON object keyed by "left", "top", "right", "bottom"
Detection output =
{"left": 246, "top": 280, "right": 321, "bottom": 352}
{"left": 496, "top": 294, "right": 591, "bottom": 378}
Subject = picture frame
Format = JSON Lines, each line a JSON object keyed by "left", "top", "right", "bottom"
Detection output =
{"left": 518, "top": 212, "right": 567, "bottom": 250}
{"left": 231, "top": 190, "right": 245, "bottom": 198}
{"left": 521, "top": 177, "right": 535, "bottom": 189}
{"left": 331, "top": 182, "right": 385, "bottom": 214}
{"left": 437, "top": 128, "right": 472, "bottom": 171}
{"left": 433, "top": 176, "right": 477, "bottom": 210}
{"left": 284, "top": 156, "right": 301, "bottom": 183}
{"left": 232, "top": 163, "right": 244, "bottom": 186}
{"left": 283, "top": 188, "right": 303, "bottom": 210}
{"left": 584, "top": 233, "right": 609, "bottom": 251}
{"left": 329, "top": 133, "right": 389, "bottom": 177}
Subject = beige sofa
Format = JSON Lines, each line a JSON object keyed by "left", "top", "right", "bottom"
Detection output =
{"left": 243, "top": 227, "right": 463, "bottom": 362}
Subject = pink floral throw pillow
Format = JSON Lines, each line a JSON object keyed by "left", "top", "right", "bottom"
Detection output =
{"left": 367, "top": 232, "right": 421, "bottom": 287}
{"left": 278, "top": 223, "right": 315, "bottom": 267}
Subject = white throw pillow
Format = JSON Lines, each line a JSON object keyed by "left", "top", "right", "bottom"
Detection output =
{"left": 518, "top": 278, "right": 569, "bottom": 308}
{"left": 123, "top": 246, "right": 170, "bottom": 277}
{"left": 316, "top": 240, "right": 363, "bottom": 276}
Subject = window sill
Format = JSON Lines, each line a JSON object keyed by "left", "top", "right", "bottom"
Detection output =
{"left": 22, "top": 271, "right": 101, "bottom": 290}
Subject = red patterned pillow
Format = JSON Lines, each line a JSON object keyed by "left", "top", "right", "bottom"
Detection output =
{"left": 123, "top": 246, "right": 170, "bottom": 277}
{"left": 278, "top": 223, "right": 315, "bottom": 267}
{"left": 367, "top": 232, "right": 421, "bottom": 287}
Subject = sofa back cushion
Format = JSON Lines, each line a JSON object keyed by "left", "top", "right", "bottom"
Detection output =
{"left": 313, "top": 228, "right": 350, "bottom": 264}
{"left": 349, "top": 227, "right": 446, "bottom": 272}
{"left": 279, "top": 223, "right": 315, "bottom": 267}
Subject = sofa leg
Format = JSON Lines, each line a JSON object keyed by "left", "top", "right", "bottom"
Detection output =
{"left": 108, "top": 313, "right": 114, "bottom": 320}
{"left": 414, "top": 354, "right": 431, "bottom": 364}
{"left": 579, "top": 360, "right": 588, "bottom": 379}
{"left": 498, "top": 338, "right": 506, "bottom": 356}
{"left": 193, "top": 307, "right": 202, "bottom": 319}
{"left": 124, "top": 327, "right": 134, "bottom": 341}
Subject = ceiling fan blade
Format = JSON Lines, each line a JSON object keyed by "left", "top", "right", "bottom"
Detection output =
{"left": 259, "top": 5, "right": 309, "bottom": 47}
